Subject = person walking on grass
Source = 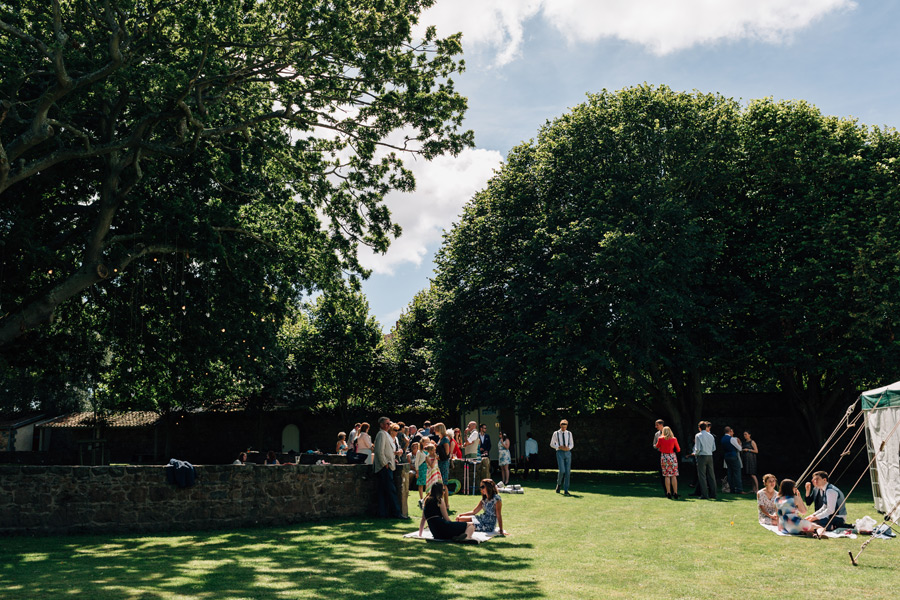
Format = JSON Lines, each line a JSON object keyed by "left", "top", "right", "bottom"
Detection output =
{"left": 551, "top": 419, "right": 574, "bottom": 496}
{"left": 655, "top": 426, "right": 681, "bottom": 499}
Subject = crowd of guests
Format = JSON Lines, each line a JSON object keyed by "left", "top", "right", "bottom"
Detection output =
{"left": 653, "top": 418, "right": 850, "bottom": 536}
{"left": 652, "top": 419, "right": 761, "bottom": 501}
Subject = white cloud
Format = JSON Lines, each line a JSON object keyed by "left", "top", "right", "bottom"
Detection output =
{"left": 417, "top": 0, "right": 855, "bottom": 60}
{"left": 357, "top": 147, "right": 503, "bottom": 275}
{"left": 415, "top": 0, "right": 542, "bottom": 66}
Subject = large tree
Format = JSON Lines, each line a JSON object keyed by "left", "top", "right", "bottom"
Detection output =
{"left": 431, "top": 86, "right": 900, "bottom": 444}
{"left": 0, "top": 0, "right": 471, "bottom": 410}
{"left": 433, "top": 86, "right": 743, "bottom": 438}
{"left": 736, "top": 99, "right": 900, "bottom": 441}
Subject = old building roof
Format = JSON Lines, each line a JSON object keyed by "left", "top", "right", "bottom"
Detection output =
{"left": 37, "top": 411, "right": 160, "bottom": 429}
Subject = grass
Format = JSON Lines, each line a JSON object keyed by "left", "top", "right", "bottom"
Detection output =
{"left": 1, "top": 470, "right": 897, "bottom": 599}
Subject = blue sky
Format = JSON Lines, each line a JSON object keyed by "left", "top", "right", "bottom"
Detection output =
{"left": 359, "top": 0, "right": 900, "bottom": 331}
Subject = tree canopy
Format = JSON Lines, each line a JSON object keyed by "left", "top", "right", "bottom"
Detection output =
{"left": 428, "top": 85, "right": 900, "bottom": 443}
{"left": 0, "top": 0, "right": 472, "bottom": 412}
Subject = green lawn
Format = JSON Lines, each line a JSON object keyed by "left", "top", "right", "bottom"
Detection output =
{"left": 1, "top": 471, "right": 896, "bottom": 599}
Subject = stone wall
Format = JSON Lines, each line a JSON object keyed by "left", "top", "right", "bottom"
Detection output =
{"left": 0, "top": 462, "right": 412, "bottom": 536}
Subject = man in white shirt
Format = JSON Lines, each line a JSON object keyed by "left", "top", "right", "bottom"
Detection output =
{"left": 374, "top": 416, "right": 408, "bottom": 519}
{"left": 523, "top": 432, "right": 539, "bottom": 480}
{"left": 550, "top": 420, "right": 574, "bottom": 495}
{"left": 692, "top": 421, "right": 717, "bottom": 500}
{"left": 463, "top": 421, "right": 479, "bottom": 458}
{"left": 348, "top": 423, "right": 361, "bottom": 448}
{"left": 805, "top": 471, "right": 847, "bottom": 530}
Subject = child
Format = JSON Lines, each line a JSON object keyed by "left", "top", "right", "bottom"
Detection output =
{"left": 424, "top": 442, "right": 442, "bottom": 499}
{"left": 412, "top": 441, "right": 425, "bottom": 508}
{"left": 457, "top": 478, "right": 506, "bottom": 535}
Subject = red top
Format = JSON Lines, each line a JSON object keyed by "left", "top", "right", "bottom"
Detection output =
{"left": 656, "top": 437, "right": 680, "bottom": 454}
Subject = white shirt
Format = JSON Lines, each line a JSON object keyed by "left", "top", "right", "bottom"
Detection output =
{"left": 551, "top": 429, "right": 573, "bottom": 450}
{"left": 524, "top": 438, "right": 539, "bottom": 457}
{"left": 465, "top": 429, "right": 479, "bottom": 452}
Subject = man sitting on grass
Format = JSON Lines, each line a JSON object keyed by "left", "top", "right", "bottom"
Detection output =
{"left": 804, "top": 471, "right": 847, "bottom": 530}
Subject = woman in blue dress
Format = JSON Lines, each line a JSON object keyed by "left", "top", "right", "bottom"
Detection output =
{"left": 498, "top": 432, "right": 512, "bottom": 486}
{"left": 776, "top": 479, "right": 821, "bottom": 537}
{"left": 457, "top": 479, "right": 507, "bottom": 534}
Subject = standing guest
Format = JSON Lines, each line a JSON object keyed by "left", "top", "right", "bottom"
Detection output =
{"left": 758, "top": 474, "right": 779, "bottom": 526}
{"left": 232, "top": 452, "right": 247, "bottom": 465}
{"left": 457, "top": 479, "right": 506, "bottom": 535}
{"left": 434, "top": 423, "right": 453, "bottom": 510}
{"left": 418, "top": 482, "right": 474, "bottom": 541}
{"left": 523, "top": 432, "right": 539, "bottom": 480}
{"left": 653, "top": 419, "right": 665, "bottom": 447}
{"left": 498, "top": 431, "right": 512, "bottom": 486}
{"left": 655, "top": 426, "right": 680, "bottom": 499}
{"left": 448, "top": 428, "right": 459, "bottom": 459}
{"left": 653, "top": 419, "right": 666, "bottom": 492}
{"left": 336, "top": 432, "right": 349, "bottom": 455}
{"left": 804, "top": 471, "right": 848, "bottom": 530}
{"left": 463, "top": 421, "right": 480, "bottom": 458}
{"left": 776, "top": 479, "right": 821, "bottom": 536}
{"left": 551, "top": 419, "right": 574, "bottom": 496}
{"left": 742, "top": 431, "right": 760, "bottom": 493}
{"left": 390, "top": 424, "right": 404, "bottom": 464}
{"left": 356, "top": 422, "right": 374, "bottom": 465}
{"left": 478, "top": 423, "right": 492, "bottom": 457}
{"left": 413, "top": 441, "right": 427, "bottom": 508}
{"left": 374, "top": 416, "right": 407, "bottom": 519}
{"left": 425, "top": 442, "right": 442, "bottom": 493}
{"left": 397, "top": 422, "right": 409, "bottom": 456}
{"left": 408, "top": 424, "right": 421, "bottom": 446}
{"left": 453, "top": 429, "right": 464, "bottom": 459}
{"left": 420, "top": 421, "right": 432, "bottom": 438}
{"left": 265, "top": 451, "right": 279, "bottom": 465}
{"left": 692, "top": 421, "right": 717, "bottom": 500}
{"left": 347, "top": 423, "right": 361, "bottom": 448}
{"left": 721, "top": 426, "right": 744, "bottom": 494}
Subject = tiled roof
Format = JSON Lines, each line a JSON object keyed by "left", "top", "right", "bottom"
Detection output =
{"left": 0, "top": 413, "right": 45, "bottom": 428}
{"left": 37, "top": 411, "right": 160, "bottom": 429}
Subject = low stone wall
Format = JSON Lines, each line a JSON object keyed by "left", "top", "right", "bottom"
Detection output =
{"left": 0, "top": 463, "right": 411, "bottom": 536}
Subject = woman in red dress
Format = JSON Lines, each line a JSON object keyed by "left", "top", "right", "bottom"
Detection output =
{"left": 655, "top": 426, "right": 680, "bottom": 499}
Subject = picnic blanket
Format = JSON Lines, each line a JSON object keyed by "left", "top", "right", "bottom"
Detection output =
{"left": 403, "top": 530, "right": 501, "bottom": 544}
{"left": 759, "top": 522, "right": 857, "bottom": 539}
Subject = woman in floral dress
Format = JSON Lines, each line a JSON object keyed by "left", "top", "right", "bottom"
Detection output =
{"left": 457, "top": 479, "right": 506, "bottom": 534}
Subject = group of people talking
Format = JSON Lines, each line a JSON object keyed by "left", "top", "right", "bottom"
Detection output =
{"left": 757, "top": 470, "right": 847, "bottom": 537}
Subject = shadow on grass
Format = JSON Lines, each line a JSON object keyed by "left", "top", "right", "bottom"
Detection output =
{"left": 0, "top": 518, "right": 539, "bottom": 599}
{"left": 514, "top": 470, "right": 742, "bottom": 502}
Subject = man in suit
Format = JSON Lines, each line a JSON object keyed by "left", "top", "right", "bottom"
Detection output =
{"left": 478, "top": 423, "right": 492, "bottom": 457}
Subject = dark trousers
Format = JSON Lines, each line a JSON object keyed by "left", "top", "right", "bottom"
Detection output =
{"left": 524, "top": 454, "right": 539, "bottom": 479}
{"left": 696, "top": 455, "right": 717, "bottom": 499}
{"left": 724, "top": 455, "right": 743, "bottom": 493}
{"left": 811, "top": 516, "right": 846, "bottom": 531}
{"left": 376, "top": 466, "right": 403, "bottom": 518}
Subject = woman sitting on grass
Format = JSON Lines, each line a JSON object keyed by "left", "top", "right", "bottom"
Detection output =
{"left": 419, "top": 482, "right": 474, "bottom": 541}
{"left": 776, "top": 479, "right": 823, "bottom": 537}
{"left": 757, "top": 473, "right": 778, "bottom": 526}
{"left": 456, "top": 479, "right": 506, "bottom": 535}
